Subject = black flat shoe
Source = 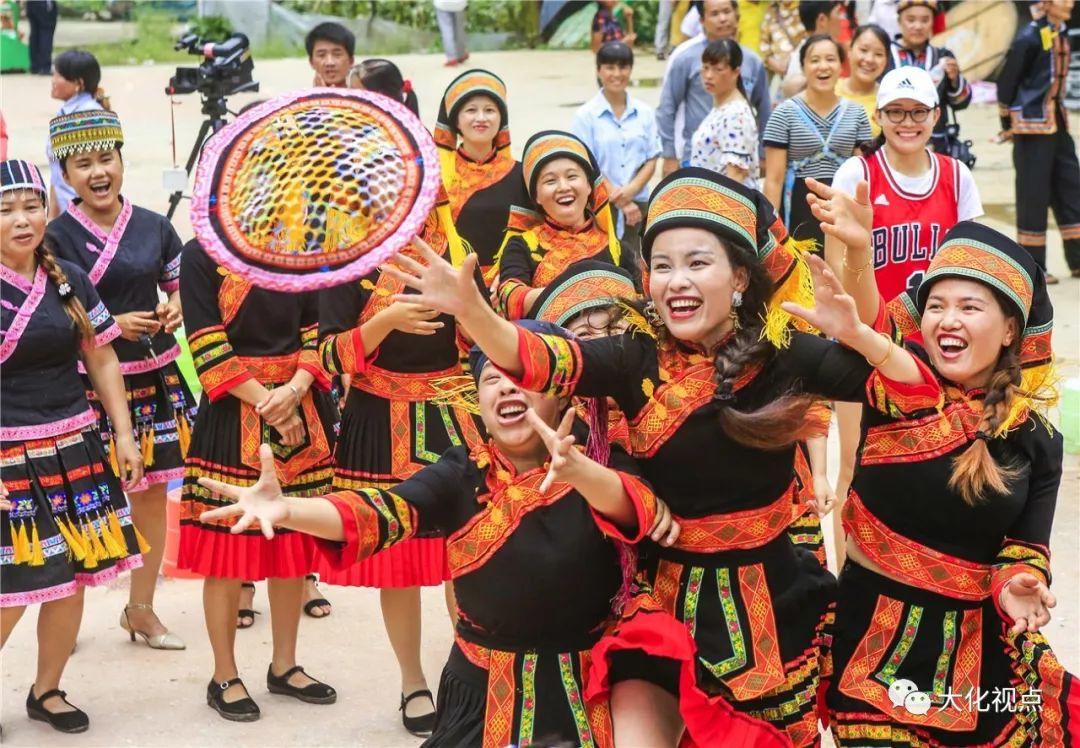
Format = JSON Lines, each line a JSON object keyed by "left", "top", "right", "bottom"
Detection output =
{"left": 400, "top": 689, "right": 436, "bottom": 737}
{"left": 26, "top": 686, "right": 89, "bottom": 733}
{"left": 266, "top": 665, "right": 337, "bottom": 704}
{"left": 206, "top": 678, "right": 260, "bottom": 722}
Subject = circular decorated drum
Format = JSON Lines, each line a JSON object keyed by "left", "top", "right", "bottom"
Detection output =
{"left": 190, "top": 89, "right": 440, "bottom": 292}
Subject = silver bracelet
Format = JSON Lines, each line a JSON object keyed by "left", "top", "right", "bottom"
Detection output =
{"left": 287, "top": 384, "right": 301, "bottom": 403}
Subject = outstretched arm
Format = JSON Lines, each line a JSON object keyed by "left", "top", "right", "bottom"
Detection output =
{"left": 782, "top": 255, "right": 924, "bottom": 386}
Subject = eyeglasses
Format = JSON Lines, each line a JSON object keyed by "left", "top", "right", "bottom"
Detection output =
{"left": 881, "top": 107, "right": 934, "bottom": 124}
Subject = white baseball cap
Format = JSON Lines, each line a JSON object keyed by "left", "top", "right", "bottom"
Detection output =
{"left": 876, "top": 67, "right": 940, "bottom": 109}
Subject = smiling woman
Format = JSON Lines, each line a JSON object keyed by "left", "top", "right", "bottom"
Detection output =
{"left": 493, "top": 130, "right": 639, "bottom": 320}
{"left": 45, "top": 110, "right": 194, "bottom": 653}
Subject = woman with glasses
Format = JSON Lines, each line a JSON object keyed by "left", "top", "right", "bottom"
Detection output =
{"left": 825, "top": 65, "right": 983, "bottom": 566}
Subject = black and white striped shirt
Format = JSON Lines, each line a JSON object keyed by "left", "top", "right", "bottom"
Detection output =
{"left": 763, "top": 97, "right": 872, "bottom": 180}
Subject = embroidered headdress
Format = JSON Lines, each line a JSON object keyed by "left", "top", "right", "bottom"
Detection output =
{"left": 641, "top": 167, "right": 816, "bottom": 348}
{"left": 49, "top": 110, "right": 124, "bottom": 161}
{"left": 494, "top": 130, "right": 620, "bottom": 271}
{"left": 434, "top": 68, "right": 510, "bottom": 156}
{"left": 528, "top": 259, "right": 638, "bottom": 328}
{"left": 890, "top": 221, "right": 1056, "bottom": 435}
{"left": 0, "top": 159, "right": 48, "bottom": 206}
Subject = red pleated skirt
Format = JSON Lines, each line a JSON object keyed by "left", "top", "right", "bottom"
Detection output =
{"left": 316, "top": 535, "right": 449, "bottom": 588}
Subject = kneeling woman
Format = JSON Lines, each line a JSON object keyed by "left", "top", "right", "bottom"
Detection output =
{"left": 199, "top": 320, "right": 670, "bottom": 748}
{"left": 813, "top": 193, "right": 1078, "bottom": 744}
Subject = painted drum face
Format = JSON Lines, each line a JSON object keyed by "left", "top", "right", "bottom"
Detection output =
{"left": 191, "top": 89, "right": 440, "bottom": 292}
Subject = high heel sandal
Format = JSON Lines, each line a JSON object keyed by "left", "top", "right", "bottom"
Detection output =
{"left": 237, "top": 582, "right": 259, "bottom": 629}
{"left": 120, "top": 603, "right": 186, "bottom": 650}
{"left": 302, "top": 574, "right": 332, "bottom": 618}
{"left": 26, "top": 686, "right": 89, "bottom": 733}
{"left": 206, "top": 678, "right": 260, "bottom": 722}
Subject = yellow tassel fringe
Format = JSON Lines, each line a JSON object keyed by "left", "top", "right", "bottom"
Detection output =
{"left": 29, "top": 521, "right": 44, "bottom": 566}
{"left": 13, "top": 521, "right": 30, "bottom": 564}
{"left": 762, "top": 237, "right": 818, "bottom": 349}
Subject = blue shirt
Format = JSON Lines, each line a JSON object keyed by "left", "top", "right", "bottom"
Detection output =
{"left": 48, "top": 92, "right": 101, "bottom": 214}
{"left": 571, "top": 90, "right": 661, "bottom": 236}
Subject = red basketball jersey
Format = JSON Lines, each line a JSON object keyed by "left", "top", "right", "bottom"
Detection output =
{"left": 860, "top": 150, "right": 960, "bottom": 302}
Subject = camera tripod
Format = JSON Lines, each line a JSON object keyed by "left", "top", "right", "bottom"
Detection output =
{"left": 165, "top": 95, "right": 231, "bottom": 220}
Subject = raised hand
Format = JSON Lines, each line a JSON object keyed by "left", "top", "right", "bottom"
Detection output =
{"left": 806, "top": 178, "right": 872, "bottom": 253}
{"left": 382, "top": 237, "right": 484, "bottom": 320}
{"left": 198, "top": 443, "right": 289, "bottom": 539}
{"left": 781, "top": 255, "right": 863, "bottom": 344}
{"left": 524, "top": 407, "right": 580, "bottom": 493}
{"left": 999, "top": 572, "right": 1056, "bottom": 636}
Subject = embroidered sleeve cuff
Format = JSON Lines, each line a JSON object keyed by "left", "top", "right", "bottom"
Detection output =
{"left": 589, "top": 472, "right": 658, "bottom": 544}
{"left": 496, "top": 279, "right": 531, "bottom": 321}
{"left": 298, "top": 351, "right": 332, "bottom": 392}
{"left": 499, "top": 326, "right": 582, "bottom": 398}
{"left": 866, "top": 354, "right": 942, "bottom": 417}
{"left": 991, "top": 564, "right": 1049, "bottom": 626}
{"left": 313, "top": 491, "right": 376, "bottom": 569}
{"left": 883, "top": 294, "right": 920, "bottom": 341}
{"left": 204, "top": 365, "right": 254, "bottom": 402}
{"left": 805, "top": 402, "right": 832, "bottom": 439}
{"left": 92, "top": 321, "right": 122, "bottom": 349}
{"left": 319, "top": 327, "right": 376, "bottom": 376}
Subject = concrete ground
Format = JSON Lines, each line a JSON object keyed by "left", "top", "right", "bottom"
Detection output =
{"left": 1, "top": 47, "right": 1077, "bottom": 747}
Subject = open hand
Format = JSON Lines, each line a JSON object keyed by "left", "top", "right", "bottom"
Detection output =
{"left": 524, "top": 407, "right": 580, "bottom": 493}
{"left": 806, "top": 178, "right": 872, "bottom": 253}
{"left": 115, "top": 311, "right": 162, "bottom": 342}
{"left": 781, "top": 255, "right": 863, "bottom": 343}
{"left": 199, "top": 443, "right": 289, "bottom": 538}
{"left": 649, "top": 498, "right": 681, "bottom": 547}
{"left": 381, "top": 301, "right": 444, "bottom": 335}
{"left": 1000, "top": 572, "right": 1056, "bottom": 635}
{"left": 383, "top": 237, "right": 484, "bottom": 320}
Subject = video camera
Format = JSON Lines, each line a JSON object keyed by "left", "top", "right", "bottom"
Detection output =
{"left": 165, "top": 32, "right": 259, "bottom": 100}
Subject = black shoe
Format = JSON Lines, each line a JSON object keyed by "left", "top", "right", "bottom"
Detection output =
{"left": 206, "top": 678, "right": 260, "bottom": 722}
{"left": 400, "top": 689, "right": 436, "bottom": 737}
{"left": 26, "top": 686, "right": 89, "bottom": 733}
{"left": 266, "top": 665, "right": 337, "bottom": 704}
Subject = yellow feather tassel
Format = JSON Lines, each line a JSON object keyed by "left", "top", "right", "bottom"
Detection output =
{"left": 108, "top": 437, "right": 119, "bottom": 477}
{"left": 57, "top": 518, "right": 87, "bottom": 561}
{"left": 762, "top": 238, "right": 818, "bottom": 349}
{"left": 141, "top": 428, "right": 155, "bottom": 468}
{"left": 106, "top": 509, "right": 127, "bottom": 549}
{"left": 29, "top": 521, "right": 45, "bottom": 566}
{"left": 80, "top": 523, "right": 99, "bottom": 569}
{"left": 134, "top": 525, "right": 151, "bottom": 555}
{"left": 13, "top": 521, "right": 30, "bottom": 565}
{"left": 85, "top": 518, "right": 109, "bottom": 561}
{"left": 176, "top": 412, "right": 192, "bottom": 456}
{"left": 98, "top": 514, "right": 125, "bottom": 558}
{"left": 994, "top": 361, "right": 1061, "bottom": 437}
{"left": 429, "top": 375, "right": 481, "bottom": 416}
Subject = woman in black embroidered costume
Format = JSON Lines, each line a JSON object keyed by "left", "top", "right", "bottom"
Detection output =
{"left": 383, "top": 167, "right": 951, "bottom": 747}
{"left": 1, "top": 159, "right": 145, "bottom": 733}
{"left": 44, "top": 109, "right": 194, "bottom": 651}
{"left": 177, "top": 238, "right": 337, "bottom": 722}
{"left": 806, "top": 177, "right": 1078, "bottom": 745}
{"left": 494, "top": 131, "right": 638, "bottom": 320}
{"left": 197, "top": 320, "right": 673, "bottom": 748}
{"left": 434, "top": 68, "right": 528, "bottom": 281}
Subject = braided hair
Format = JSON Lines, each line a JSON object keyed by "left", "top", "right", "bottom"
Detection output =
{"left": 947, "top": 295, "right": 1024, "bottom": 504}
{"left": 709, "top": 238, "right": 817, "bottom": 449}
{"left": 36, "top": 235, "right": 94, "bottom": 343}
